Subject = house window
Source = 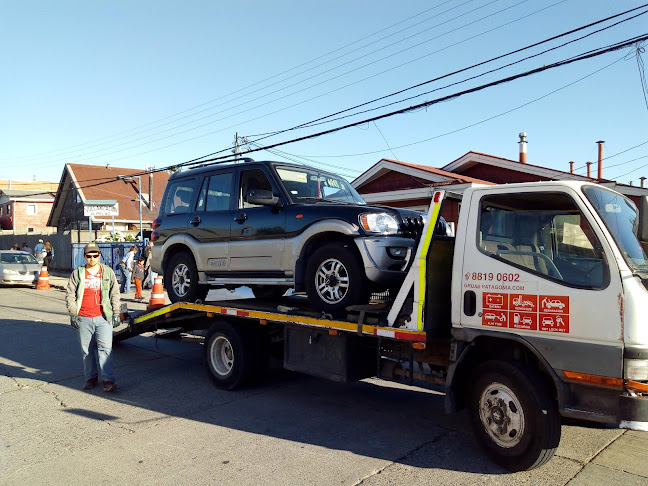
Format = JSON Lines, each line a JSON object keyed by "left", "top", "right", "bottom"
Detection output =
{"left": 26, "top": 204, "right": 37, "bottom": 215}
{"left": 6, "top": 205, "right": 10, "bottom": 215}
{"left": 27, "top": 227, "right": 35, "bottom": 232}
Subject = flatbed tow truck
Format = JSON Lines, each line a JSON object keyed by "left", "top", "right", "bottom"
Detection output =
{"left": 114, "top": 182, "right": 648, "bottom": 471}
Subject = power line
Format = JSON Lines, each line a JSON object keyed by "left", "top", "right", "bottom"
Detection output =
{"left": 0, "top": 0, "right": 474, "bottom": 163}
{"left": 11, "top": 0, "right": 560, "bottom": 169}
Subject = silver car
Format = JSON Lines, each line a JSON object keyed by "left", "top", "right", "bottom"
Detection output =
{"left": 0, "top": 251, "right": 41, "bottom": 285}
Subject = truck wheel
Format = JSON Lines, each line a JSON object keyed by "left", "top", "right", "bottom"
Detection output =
{"left": 305, "top": 243, "right": 369, "bottom": 313}
{"left": 469, "top": 360, "right": 561, "bottom": 471}
{"left": 204, "top": 321, "right": 253, "bottom": 390}
{"left": 165, "top": 252, "right": 209, "bottom": 303}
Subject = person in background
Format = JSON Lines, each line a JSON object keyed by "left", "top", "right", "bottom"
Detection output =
{"left": 142, "top": 240, "right": 154, "bottom": 289}
{"left": 21, "top": 242, "right": 33, "bottom": 255}
{"left": 133, "top": 256, "right": 145, "bottom": 301}
{"left": 65, "top": 242, "right": 121, "bottom": 392}
{"left": 11, "top": 243, "right": 19, "bottom": 250}
{"left": 119, "top": 245, "right": 137, "bottom": 293}
{"left": 43, "top": 240, "right": 54, "bottom": 268}
{"left": 33, "top": 239, "right": 45, "bottom": 264}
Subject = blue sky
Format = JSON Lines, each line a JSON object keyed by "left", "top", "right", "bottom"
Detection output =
{"left": 2, "top": 0, "right": 647, "bottom": 184}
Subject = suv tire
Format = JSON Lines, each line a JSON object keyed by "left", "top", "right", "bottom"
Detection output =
{"left": 166, "top": 251, "right": 209, "bottom": 303}
{"left": 305, "top": 243, "right": 369, "bottom": 313}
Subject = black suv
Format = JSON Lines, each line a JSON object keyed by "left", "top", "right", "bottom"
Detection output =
{"left": 151, "top": 159, "right": 424, "bottom": 312}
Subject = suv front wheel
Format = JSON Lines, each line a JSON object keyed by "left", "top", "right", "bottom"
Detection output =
{"left": 166, "top": 251, "right": 209, "bottom": 303}
{"left": 305, "top": 243, "right": 369, "bottom": 313}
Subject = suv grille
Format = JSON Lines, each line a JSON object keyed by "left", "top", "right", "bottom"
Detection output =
{"left": 400, "top": 215, "right": 425, "bottom": 238}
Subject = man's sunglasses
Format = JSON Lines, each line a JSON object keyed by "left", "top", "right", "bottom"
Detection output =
{"left": 85, "top": 253, "right": 100, "bottom": 258}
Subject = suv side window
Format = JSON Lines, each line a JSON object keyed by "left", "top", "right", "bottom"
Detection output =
{"left": 165, "top": 180, "right": 197, "bottom": 215}
{"left": 478, "top": 192, "right": 609, "bottom": 288}
{"left": 239, "top": 169, "right": 273, "bottom": 209}
{"left": 197, "top": 173, "right": 233, "bottom": 212}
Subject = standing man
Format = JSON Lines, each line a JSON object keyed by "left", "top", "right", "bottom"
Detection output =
{"left": 120, "top": 245, "right": 137, "bottom": 294}
{"left": 33, "top": 239, "right": 45, "bottom": 264}
{"left": 142, "top": 240, "right": 154, "bottom": 289}
{"left": 65, "top": 242, "right": 121, "bottom": 392}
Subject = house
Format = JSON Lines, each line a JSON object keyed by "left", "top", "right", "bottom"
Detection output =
{"left": 48, "top": 163, "right": 170, "bottom": 237}
{"left": 0, "top": 189, "right": 56, "bottom": 232}
{"left": 353, "top": 137, "right": 648, "bottom": 242}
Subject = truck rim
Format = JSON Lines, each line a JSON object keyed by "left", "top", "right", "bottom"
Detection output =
{"left": 315, "top": 257, "right": 349, "bottom": 304}
{"left": 209, "top": 335, "right": 234, "bottom": 376}
{"left": 478, "top": 382, "right": 525, "bottom": 448}
{"left": 172, "top": 263, "right": 190, "bottom": 297}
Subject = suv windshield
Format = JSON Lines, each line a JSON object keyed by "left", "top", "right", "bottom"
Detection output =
{"left": 583, "top": 186, "right": 648, "bottom": 273}
{"left": 275, "top": 166, "right": 365, "bottom": 205}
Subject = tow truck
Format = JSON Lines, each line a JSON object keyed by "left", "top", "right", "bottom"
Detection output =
{"left": 115, "top": 181, "right": 648, "bottom": 471}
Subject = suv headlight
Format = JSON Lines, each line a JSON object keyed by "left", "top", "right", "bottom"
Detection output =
{"left": 359, "top": 213, "right": 399, "bottom": 234}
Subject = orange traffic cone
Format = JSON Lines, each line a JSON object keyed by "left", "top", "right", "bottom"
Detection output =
{"left": 146, "top": 276, "right": 166, "bottom": 311}
{"left": 36, "top": 266, "right": 50, "bottom": 290}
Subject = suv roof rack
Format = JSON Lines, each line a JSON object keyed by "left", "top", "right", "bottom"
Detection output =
{"left": 189, "top": 157, "right": 255, "bottom": 170}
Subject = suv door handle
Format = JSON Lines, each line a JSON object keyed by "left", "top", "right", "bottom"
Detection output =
{"left": 234, "top": 213, "right": 247, "bottom": 223}
{"left": 190, "top": 216, "right": 201, "bottom": 226}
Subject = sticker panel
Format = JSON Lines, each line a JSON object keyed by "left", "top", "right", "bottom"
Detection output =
{"left": 482, "top": 311, "right": 507, "bottom": 327}
{"left": 539, "top": 295, "right": 569, "bottom": 314}
{"left": 483, "top": 292, "right": 508, "bottom": 310}
{"left": 509, "top": 294, "right": 538, "bottom": 312}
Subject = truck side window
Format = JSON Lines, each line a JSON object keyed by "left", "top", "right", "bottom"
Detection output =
{"left": 478, "top": 192, "right": 608, "bottom": 289}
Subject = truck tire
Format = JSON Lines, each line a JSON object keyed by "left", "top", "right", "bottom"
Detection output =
{"left": 468, "top": 360, "right": 561, "bottom": 471}
{"left": 204, "top": 321, "right": 254, "bottom": 390}
{"left": 305, "top": 243, "right": 369, "bottom": 313}
{"left": 165, "top": 251, "right": 209, "bottom": 303}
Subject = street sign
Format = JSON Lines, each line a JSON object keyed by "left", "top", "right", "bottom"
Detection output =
{"left": 84, "top": 200, "right": 119, "bottom": 217}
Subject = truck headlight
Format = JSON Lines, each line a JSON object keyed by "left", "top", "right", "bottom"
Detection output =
{"left": 624, "top": 359, "right": 648, "bottom": 380}
{"left": 359, "top": 213, "right": 399, "bottom": 234}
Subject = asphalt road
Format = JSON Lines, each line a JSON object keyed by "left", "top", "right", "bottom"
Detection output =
{"left": 1, "top": 284, "right": 647, "bottom": 486}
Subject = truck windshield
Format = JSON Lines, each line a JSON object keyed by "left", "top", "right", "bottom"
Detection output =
{"left": 275, "top": 166, "right": 365, "bottom": 205}
{"left": 582, "top": 186, "right": 648, "bottom": 273}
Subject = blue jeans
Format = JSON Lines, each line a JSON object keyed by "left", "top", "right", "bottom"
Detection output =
{"left": 120, "top": 268, "right": 132, "bottom": 293}
{"left": 77, "top": 315, "right": 115, "bottom": 383}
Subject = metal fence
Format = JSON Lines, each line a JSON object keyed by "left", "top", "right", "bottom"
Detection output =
{"left": 71, "top": 241, "right": 147, "bottom": 277}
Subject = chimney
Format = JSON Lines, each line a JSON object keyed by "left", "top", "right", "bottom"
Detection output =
{"left": 518, "top": 132, "right": 527, "bottom": 164}
{"left": 586, "top": 161, "right": 592, "bottom": 178}
{"left": 597, "top": 140, "right": 605, "bottom": 179}
{"left": 569, "top": 161, "right": 574, "bottom": 174}
{"left": 640, "top": 176, "right": 646, "bottom": 188}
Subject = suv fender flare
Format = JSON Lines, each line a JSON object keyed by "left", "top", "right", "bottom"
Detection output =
{"left": 291, "top": 220, "right": 360, "bottom": 291}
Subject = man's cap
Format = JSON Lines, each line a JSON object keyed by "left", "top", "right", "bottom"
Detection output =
{"left": 38, "top": 239, "right": 43, "bottom": 243}
{"left": 84, "top": 242, "right": 101, "bottom": 255}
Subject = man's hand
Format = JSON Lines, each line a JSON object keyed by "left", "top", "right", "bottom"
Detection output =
{"left": 112, "top": 315, "right": 121, "bottom": 328}
{"left": 70, "top": 314, "right": 81, "bottom": 329}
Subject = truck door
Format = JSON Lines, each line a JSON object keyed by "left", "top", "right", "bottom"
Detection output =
{"left": 458, "top": 186, "right": 623, "bottom": 375}
{"left": 229, "top": 167, "right": 286, "bottom": 274}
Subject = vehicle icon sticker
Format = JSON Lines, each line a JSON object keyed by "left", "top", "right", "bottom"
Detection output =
{"left": 510, "top": 311, "right": 537, "bottom": 331}
{"left": 482, "top": 311, "right": 507, "bottom": 327}
{"left": 540, "top": 295, "right": 569, "bottom": 314}
{"left": 539, "top": 313, "right": 569, "bottom": 333}
{"left": 509, "top": 294, "right": 537, "bottom": 312}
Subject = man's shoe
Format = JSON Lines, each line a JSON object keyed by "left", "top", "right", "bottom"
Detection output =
{"left": 83, "top": 378, "right": 98, "bottom": 390}
{"left": 103, "top": 381, "right": 117, "bottom": 392}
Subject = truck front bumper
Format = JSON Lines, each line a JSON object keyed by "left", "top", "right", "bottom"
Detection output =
{"left": 354, "top": 237, "right": 414, "bottom": 285}
{"left": 619, "top": 393, "right": 648, "bottom": 431}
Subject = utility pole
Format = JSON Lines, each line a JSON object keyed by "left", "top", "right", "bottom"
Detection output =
{"left": 233, "top": 132, "right": 241, "bottom": 159}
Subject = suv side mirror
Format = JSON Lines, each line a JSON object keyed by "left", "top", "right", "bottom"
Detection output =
{"left": 247, "top": 189, "right": 282, "bottom": 207}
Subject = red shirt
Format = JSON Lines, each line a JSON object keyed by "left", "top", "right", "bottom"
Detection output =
{"left": 78, "top": 267, "right": 103, "bottom": 317}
